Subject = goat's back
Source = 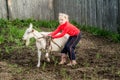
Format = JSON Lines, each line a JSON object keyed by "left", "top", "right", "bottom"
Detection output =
{"left": 40, "top": 32, "right": 69, "bottom": 51}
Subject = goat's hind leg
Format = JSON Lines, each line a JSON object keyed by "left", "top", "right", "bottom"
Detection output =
{"left": 37, "top": 50, "right": 41, "bottom": 67}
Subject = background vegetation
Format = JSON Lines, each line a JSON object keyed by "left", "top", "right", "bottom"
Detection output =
{"left": 0, "top": 19, "right": 120, "bottom": 47}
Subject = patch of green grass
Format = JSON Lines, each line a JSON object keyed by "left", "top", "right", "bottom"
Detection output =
{"left": 8, "top": 25, "right": 22, "bottom": 38}
{"left": 60, "top": 68, "right": 71, "bottom": 80}
{"left": 15, "top": 39, "right": 23, "bottom": 46}
{"left": 5, "top": 46, "right": 10, "bottom": 54}
{"left": 42, "top": 62, "right": 47, "bottom": 71}
{"left": 71, "top": 21, "right": 120, "bottom": 42}
{"left": 51, "top": 56, "right": 58, "bottom": 66}
{"left": 0, "top": 35, "right": 5, "bottom": 44}
{"left": 0, "top": 18, "right": 58, "bottom": 28}
{"left": 116, "top": 70, "right": 120, "bottom": 77}
{"left": 1, "top": 18, "right": 120, "bottom": 43}
{"left": 96, "top": 53, "right": 102, "bottom": 59}
{"left": 5, "top": 46, "right": 14, "bottom": 54}
{"left": 83, "top": 61, "right": 90, "bottom": 67}
{"left": 8, "top": 63, "right": 24, "bottom": 74}
{"left": 0, "top": 19, "right": 8, "bottom": 28}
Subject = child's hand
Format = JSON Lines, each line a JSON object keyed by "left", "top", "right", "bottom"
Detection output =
{"left": 47, "top": 35, "right": 54, "bottom": 40}
{"left": 48, "top": 32, "right": 52, "bottom": 36}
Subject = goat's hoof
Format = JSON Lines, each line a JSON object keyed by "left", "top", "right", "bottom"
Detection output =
{"left": 47, "top": 58, "right": 50, "bottom": 62}
{"left": 37, "top": 64, "right": 40, "bottom": 67}
{"left": 45, "top": 53, "right": 49, "bottom": 58}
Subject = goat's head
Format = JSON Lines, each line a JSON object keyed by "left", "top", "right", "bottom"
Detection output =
{"left": 22, "top": 23, "right": 34, "bottom": 46}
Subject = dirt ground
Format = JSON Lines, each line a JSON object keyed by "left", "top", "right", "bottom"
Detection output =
{"left": 0, "top": 30, "right": 120, "bottom": 80}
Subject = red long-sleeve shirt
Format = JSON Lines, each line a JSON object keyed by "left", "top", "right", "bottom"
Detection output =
{"left": 50, "top": 22, "right": 80, "bottom": 38}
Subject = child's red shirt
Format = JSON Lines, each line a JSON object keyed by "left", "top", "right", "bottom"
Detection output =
{"left": 50, "top": 22, "right": 80, "bottom": 38}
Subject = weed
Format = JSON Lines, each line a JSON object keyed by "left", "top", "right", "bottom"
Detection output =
{"left": 117, "top": 71, "right": 120, "bottom": 76}
{"left": 0, "top": 19, "right": 8, "bottom": 28}
{"left": 60, "top": 68, "right": 71, "bottom": 80}
{"left": 5, "top": 46, "right": 10, "bottom": 54}
{"left": 42, "top": 62, "right": 47, "bottom": 71}
{"left": 0, "top": 35, "right": 5, "bottom": 44}
{"left": 8, "top": 63, "right": 24, "bottom": 74}
{"left": 83, "top": 60, "right": 90, "bottom": 67}
{"left": 5, "top": 46, "right": 14, "bottom": 54}
{"left": 51, "top": 56, "right": 58, "bottom": 66}
{"left": 15, "top": 39, "right": 23, "bottom": 46}
{"left": 96, "top": 53, "right": 102, "bottom": 59}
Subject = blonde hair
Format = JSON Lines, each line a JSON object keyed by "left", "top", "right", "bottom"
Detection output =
{"left": 59, "top": 13, "right": 69, "bottom": 21}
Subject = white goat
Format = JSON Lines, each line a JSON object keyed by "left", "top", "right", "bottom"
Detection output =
{"left": 22, "top": 23, "right": 69, "bottom": 67}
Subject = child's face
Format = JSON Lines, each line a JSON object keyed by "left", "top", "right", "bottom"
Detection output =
{"left": 58, "top": 16, "right": 67, "bottom": 25}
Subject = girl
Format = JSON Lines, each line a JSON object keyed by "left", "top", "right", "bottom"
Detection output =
{"left": 48, "top": 13, "right": 81, "bottom": 66}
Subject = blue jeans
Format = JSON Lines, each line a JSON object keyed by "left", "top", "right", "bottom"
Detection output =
{"left": 61, "top": 32, "right": 81, "bottom": 60}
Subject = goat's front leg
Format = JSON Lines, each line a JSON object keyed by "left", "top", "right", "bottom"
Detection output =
{"left": 45, "top": 40, "right": 51, "bottom": 62}
{"left": 37, "top": 49, "right": 41, "bottom": 67}
{"left": 45, "top": 51, "right": 50, "bottom": 62}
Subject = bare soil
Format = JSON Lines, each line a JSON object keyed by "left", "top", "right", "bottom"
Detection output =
{"left": 0, "top": 30, "right": 120, "bottom": 80}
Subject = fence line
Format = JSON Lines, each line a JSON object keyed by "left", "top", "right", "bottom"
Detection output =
{"left": 0, "top": 0, "right": 119, "bottom": 33}
{"left": 54, "top": 0, "right": 119, "bottom": 32}
{"left": 0, "top": 0, "right": 54, "bottom": 20}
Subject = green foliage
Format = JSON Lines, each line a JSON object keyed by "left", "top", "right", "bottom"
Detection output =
{"left": 5, "top": 25, "right": 25, "bottom": 43}
{"left": 8, "top": 64, "right": 24, "bottom": 74}
{"left": 96, "top": 53, "right": 102, "bottom": 59}
{"left": 60, "top": 68, "right": 71, "bottom": 80}
{"left": 35, "top": 20, "right": 58, "bottom": 28}
{"left": 70, "top": 20, "right": 120, "bottom": 42}
{"left": 51, "top": 56, "right": 58, "bottom": 66}
{"left": 0, "top": 19, "right": 9, "bottom": 28}
{"left": 0, "top": 19, "right": 120, "bottom": 48}
{"left": 0, "top": 18, "right": 58, "bottom": 29}
{"left": 78, "top": 25, "right": 120, "bottom": 42}
{"left": 0, "top": 35, "right": 5, "bottom": 44}
{"left": 42, "top": 62, "right": 47, "bottom": 71}
{"left": 5, "top": 46, "right": 14, "bottom": 54}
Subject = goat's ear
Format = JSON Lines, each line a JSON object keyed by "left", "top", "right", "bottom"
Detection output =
{"left": 29, "top": 23, "right": 33, "bottom": 29}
